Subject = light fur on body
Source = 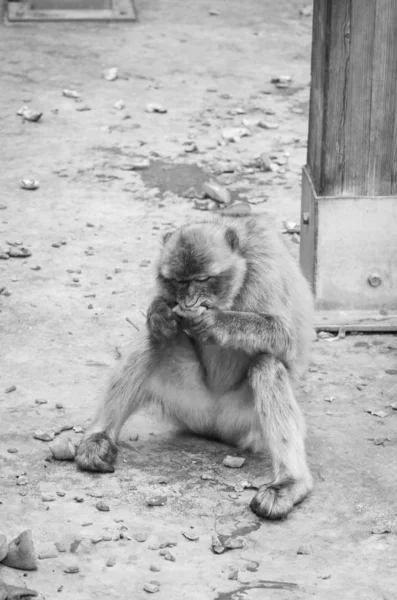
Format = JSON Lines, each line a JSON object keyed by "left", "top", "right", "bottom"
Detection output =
{"left": 76, "top": 212, "right": 314, "bottom": 519}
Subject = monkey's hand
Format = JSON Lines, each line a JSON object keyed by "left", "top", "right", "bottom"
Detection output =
{"left": 146, "top": 297, "right": 180, "bottom": 342}
{"left": 173, "top": 305, "right": 217, "bottom": 343}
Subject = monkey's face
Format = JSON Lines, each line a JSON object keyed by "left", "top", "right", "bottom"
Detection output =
{"left": 157, "top": 224, "right": 246, "bottom": 310}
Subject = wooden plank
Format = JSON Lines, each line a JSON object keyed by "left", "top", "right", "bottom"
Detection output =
{"left": 7, "top": 0, "right": 136, "bottom": 20}
{"left": 368, "top": 0, "right": 397, "bottom": 196}
{"left": 321, "top": 0, "right": 351, "bottom": 196}
{"left": 316, "top": 196, "right": 397, "bottom": 311}
{"left": 314, "top": 310, "right": 397, "bottom": 333}
{"left": 299, "top": 166, "right": 317, "bottom": 292}
{"left": 341, "top": 0, "right": 376, "bottom": 196}
{"left": 31, "top": 0, "right": 112, "bottom": 9}
{"left": 307, "top": 0, "right": 328, "bottom": 193}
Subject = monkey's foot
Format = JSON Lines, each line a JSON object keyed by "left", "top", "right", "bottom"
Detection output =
{"left": 75, "top": 432, "right": 118, "bottom": 473}
{"left": 250, "top": 478, "right": 312, "bottom": 520}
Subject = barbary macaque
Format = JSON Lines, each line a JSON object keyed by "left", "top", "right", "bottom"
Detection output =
{"left": 76, "top": 210, "right": 314, "bottom": 519}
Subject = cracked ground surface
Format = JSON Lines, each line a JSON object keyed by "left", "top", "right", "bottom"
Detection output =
{"left": 0, "top": 1, "right": 396, "bottom": 598}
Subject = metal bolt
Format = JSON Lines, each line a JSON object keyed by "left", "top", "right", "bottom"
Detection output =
{"left": 368, "top": 274, "right": 382, "bottom": 287}
{"left": 302, "top": 212, "right": 309, "bottom": 224}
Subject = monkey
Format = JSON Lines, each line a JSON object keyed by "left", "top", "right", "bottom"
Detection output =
{"left": 76, "top": 209, "right": 314, "bottom": 520}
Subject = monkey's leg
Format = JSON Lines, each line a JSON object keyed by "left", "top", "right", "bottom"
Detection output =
{"left": 248, "top": 354, "right": 313, "bottom": 520}
{"left": 75, "top": 332, "right": 210, "bottom": 473}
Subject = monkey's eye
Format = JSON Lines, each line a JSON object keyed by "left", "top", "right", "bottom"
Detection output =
{"left": 196, "top": 276, "right": 210, "bottom": 282}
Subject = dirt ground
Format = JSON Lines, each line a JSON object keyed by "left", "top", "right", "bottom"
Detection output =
{"left": 0, "top": 1, "right": 396, "bottom": 599}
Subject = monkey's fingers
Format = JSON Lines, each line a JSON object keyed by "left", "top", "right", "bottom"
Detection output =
{"left": 75, "top": 432, "right": 117, "bottom": 473}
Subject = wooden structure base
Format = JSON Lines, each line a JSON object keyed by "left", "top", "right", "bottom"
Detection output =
{"left": 300, "top": 167, "right": 397, "bottom": 314}
{"left": 314, "top": 310, "right": 397, "bottom": 333}
{"left": 5, "top": 0, "right": 137, "bottom": 21}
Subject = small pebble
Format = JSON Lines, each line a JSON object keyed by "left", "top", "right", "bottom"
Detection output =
{"left": 96, "top": 501, "right": 110, "bottom": 512}
{"left": 182, "top": 530, "right": 199, "bottom": 541}
{"left": 70, "top": 538, "right": 82, "bottom": 553}
{"left": 56, "top": 491, "right": 65, "bottom": 497}
{"left": 134, "top": 533, "right": 148, "bottom": 543}
{"left": 42, "top": 495, "right": 55, "bottom": 502}
{"left": 297, "top": 544, "right": 313, "bottom": 555}
{"left": 55, "top": 403, "right": 64, "bottom": 409}
{"left": 63, "top": 563, "right": 79, "bottom": 574}
{"left": 8, "top": 447, "right": 19, "bottom": 454}
{"left": 149, "top": 564, "right": 161, "bottom": 572}
{"left": 106, "top": 557, "right": 116, "bottom": 567}
{"left": 55, "top": 542, "right": 67, "bottom": 553}
{"left": 223, "top": 455, "right": 246, "bottom": 468}
{"left": 17, "top": 475, "right": 28, "bottom": 486}
{"left": 73, "top": 426, "right": 84, "bottom": 433}
{"left": 5, "top": 385, "right": 17, "bottom": 393}
{"left": 146, "top": 496, "right": 167, "bottom": 507}
{"left": 228, "top": 568, "right": 239, "bottom": 580}
{"left": 33, "top": 430, "right": 55, "bottom": 442}
{"left": 143, "top": 582, "right": 160, "bottom": 593}
{"left": 39, "top": 549, "right": 57, "bottom": 560}
{"left": 35, "top": 398, "right": 47, "bottom": 405}
{"left": 74, "top": 496, "right": 84, "bottom": 503}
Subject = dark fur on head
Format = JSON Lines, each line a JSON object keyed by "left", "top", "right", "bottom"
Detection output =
{"left": 157, "top": 221, "right": 246, "bottom": 310}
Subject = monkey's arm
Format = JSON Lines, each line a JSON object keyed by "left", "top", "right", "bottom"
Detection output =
{"left": 179, "top": 308, "right": 293, "bottom": 359}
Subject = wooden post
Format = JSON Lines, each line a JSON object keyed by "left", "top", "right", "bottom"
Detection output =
{"left": 301, "top": 0, "right": 397, "bottom": 331}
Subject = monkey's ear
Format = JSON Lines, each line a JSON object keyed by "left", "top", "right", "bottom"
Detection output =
{"left": 162, "top": 231, "right": 173, "bottom": 245}
{"left": 225, "top": 228, "right": 239, "bottom": 252}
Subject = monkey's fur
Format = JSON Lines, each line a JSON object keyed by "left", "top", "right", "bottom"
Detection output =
{"left": 76, "top": 212, "right": 314, "bottom": 519}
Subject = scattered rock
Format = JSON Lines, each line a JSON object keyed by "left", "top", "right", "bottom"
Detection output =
{"left": 7, "top": 247, "right": 32, "bottom": 258}
{"left": 223, "top": 538, "right": 244, "bottom": 550}
{"left": 365, "top": 409, "right": 387, "bottom": 419}
{"left": 371, "top": 525, "right": 391, "bottom": 535}
{"left": 114, "top": 100, "right": 125, "bottom": 110}
{"left": 42, "top": 495, "right": 55, "bottom": 502}
{"left": 283, "top": 220, "right": 300, "bottom": 234}
{"left": 91, "top": 536, "right": 104, "bottom": 545}
{"left": 202, "top": 181, "right": 232, "bottom": 205}
{"left": 34, "top": 398, "right": 47, "bottom": 405}
{"left": 33, "top": 430, "right": 55, "bottom": 442}
{"left": 385, "top": 369, "right": 397, "bottom": 375}
{"left": 159, "top": 550, "right": 175, "bottom": 562}
{"left": 70, "top": 538, "right": 82, "bottom": 553}
{"left": 55, "top": 542, "right": 67, "bottom": 553}
{"left": 146, "top": 496, "right": 167, "bottom": 507}
{"left": 96, "top": 501, "right": 110, "bottom": 512}
{"left": 5, "top": 385, "right": 17, "bottom": 394}
{"left": 16, "top": 476, "right": 28, "bottom": 486}
{"left": 182, "top": 530, "right": 199, "bottom": 541}
{"left": 149, "top": 564, "right": 161, "bottom": 572}
{"left": 76, "top": 105, "right": 91, "bottom": 112}
{"left": 7, "top": 448, "right": 18, "bottom": 454}
{"left": 317, "top": 331, "right": 335, "bottom": 340}
{"left": 0, "top": 580, "right": 38, "bottom": 599}
{"left": 103, "top": 67, "right": 119, "bottom": 81}
{"left": 49, "top": 437, "right": 75, "bottom": 461}
{"left": 223, "top": 455, "right": 246, "bottom": 468}
{"left": 270, "top": 75, "right": 292, "bottom": 88}
{"left": 133, "top": 533, "right": 148, "bottom": 543}
{"left": 1, "top": 530, "right": 38, "bottom": 571}
{"left": 38, "top": 549, "right": 57, "bottom": 560}
{"left": 228, "top": 568, "right": 239, "bottom": 580}
{"left": 143, "top": 582, "right": 160, "bottom": 593}
{"left": 324, "top": 396, "right": 335, "bottom": 403}
{"left": 63, "top": 562, "right": 79, "bottom": 574}
{"left": 211, "top": 535, "right": 225, "bottom": 554}
{"left": 106, "top": 557, "right": 116, "bottom": 567}
{"left": 258, "top": 120, "right": 279, "bottom": 130}
{"left": 73, "top": 426, "right": 84, "bottom": 433}
{"left": 20, "top": 179, "right": 39, "bottom": 191}
{"left": 297, "top": 544, "right": 313, "bottom": 555}
{"left": 55, "top": 402, "right": 64, "bottom": 409}
{"left": 209, "top": 9, "right": 220, "bottom": 16}
{"left": 87, "top": 491, "right": 103, "bottom": 498}
{"left": 120, "top": 159, "right": 150, "bottom": 171}
{"left": 146, "top": 103, "right": 167, "bottom": 114}
{"left": 74, "top": 496, "right": 84, "bottom": 503}
{"left": 62, "top": 89, "right": 80, "bottom": 99}
{"left": 17, "top": 106, "right": 43, "bottom": 122}
{"left": 221, "top": 127, "right": 250, "bottom": 142}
